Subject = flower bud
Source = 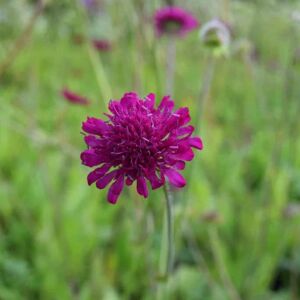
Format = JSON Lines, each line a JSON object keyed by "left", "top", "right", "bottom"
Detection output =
{"left": 199, "top": 19, "right": 231, "bottom": 54}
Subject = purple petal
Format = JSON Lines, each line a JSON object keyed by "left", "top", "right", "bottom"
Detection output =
{"left": 146, "top": 170, "right": 165, "bottom": 189}
{"left": 189, "top": 137, "right": 203, "bottom": 150}
{"left": 144, "top": 93, "right": 155, "bottom": 109}
{"left": 174, "top": 107, "right": 191, "bottom": 126}
{"left": 120, "top": 92, "right": 139, "bottom": 109}
{"left": 164, "top": 168, "right": 186, "bottom": 188}
{"left": 87, "top": 164, "right": 111, "bottom": 185}
{"left": 81, "top": 149, "right": 104, "bottom": 167}
{"left": 108, "top": 100, "right": 122, "bottom": 115}
{"left": 174, "top": 161, "right": 185, "bottom": 170}
{"left": 107, "top": 175, "right": 125, "bottom": 204}
{"left": 96, "top": 170, "right": 118, "bottom": 189}
{"left": 84, "top": 135, "right": 101, "bottom": 148}
{"left": 158, "top": 96, "right": 174, "bottom": 112}
{"left": 176, "top": 125, "right": 194, "bottom": 138}
{"left": 137, "top": 176, "right": 149, "bottom": 198}
{"left": 170, "top": 147, "right": 194, "bottom": 161}
{"left": 82, "top": 117, "right": 108, "bottom": 135}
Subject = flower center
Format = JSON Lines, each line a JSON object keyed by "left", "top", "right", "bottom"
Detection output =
{"left": 109, "top": 115, "right": 162, "bottom": 173}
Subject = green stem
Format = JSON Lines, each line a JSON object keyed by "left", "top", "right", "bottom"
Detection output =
{"left": 86, "top": 44, "right": 112, "bottom": 103}
{"left": 209, "top": 227, "right": 241, "bottom": 300}
{"left": 75, "top": 1, "right": 112, "bottom": 106}
{"left": 183, "top": 54, "right": 216, "bottom": 203}
{"left": 163, "top": 183, "right": 174, "bottom": 277}
{"left": 156, "top": 184, "right": 174, "bottom": 300}
{"left": 165, "top": 37, "right": 176, "bottom": 96}
{"left": 195, "top": 54, "right": 216, "bottom": 131}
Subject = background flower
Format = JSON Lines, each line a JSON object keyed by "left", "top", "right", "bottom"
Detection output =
{"left": 200, "top": 18, "right": 231, "bottom": 50}
{"left": 61, "top": 88, "right": 90, "bottom": 105}
{"left": 154, "top": 6, "right": 199, "bottom": 37}
{"left": 92, "top": 39, "right": 112, "bottom": 52}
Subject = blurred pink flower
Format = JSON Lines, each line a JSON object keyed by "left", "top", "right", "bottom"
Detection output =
{"left": 61, "top": 88, "right": 90, "bottom": 106}
{"left": 92, "top": 39, "right": 112, "bottom": 52}
{"left": 154, "top": 6, "right": 199, "bottom": 37}
{"left": 199, "top": 18, "right": 231, "bottom": 49}
{"left": 80, "top": 92, "right": 203, "bottom": 204}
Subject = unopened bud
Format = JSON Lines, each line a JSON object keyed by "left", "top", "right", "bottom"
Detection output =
{"left": 199, "top": 19, "right": 231, "bottom": 55}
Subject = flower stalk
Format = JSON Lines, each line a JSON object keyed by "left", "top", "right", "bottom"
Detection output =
{"left": 166, "top": 37, "right": 177, "bottom": 95}
{"left": 157, "top": 184, "right": 174, "bottom": 299}
{"left": 163, "top": 183, "right": 174, "bottom": 277}
{"left": 195, "top": 54, "right": 216, "bottom": 131}
{"left": 75, "top": 0, "right": 112, "bottom": 107}
{"left": 87, "top": 43, "right": 112, "bottom": 103}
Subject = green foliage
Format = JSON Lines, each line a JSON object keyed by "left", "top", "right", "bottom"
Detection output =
{"left": 1, "top": 0, "right": 300, "bottom": 299}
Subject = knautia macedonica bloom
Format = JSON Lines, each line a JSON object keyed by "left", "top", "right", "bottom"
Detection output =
{"left": 154, "top": 6, "right": 199, "bottom": 37}
{"left": 61, "top": 88, "right": 90, "bottom": 106}
{"left": 81, "top": 92, "right": 203, "bottom": 204}
{"left": 199, "top": 18, "right": 231, "bottom": 50}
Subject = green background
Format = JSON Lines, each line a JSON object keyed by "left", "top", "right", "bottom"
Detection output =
{"left": 1, "top": 0, "right": 300, "bottom": 299}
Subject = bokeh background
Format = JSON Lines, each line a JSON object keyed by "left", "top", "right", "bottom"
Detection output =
{"left": 1, "top": 0, "right": 300, "bottom": 299}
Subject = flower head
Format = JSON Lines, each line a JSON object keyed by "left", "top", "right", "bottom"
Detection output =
{"left": 92, "top": 39, "right": 112, "bottom": 52}
{"left": 154, "top": 6, "right": 199, "bottom": 38}
{"left": 199, "top": 18, "right": 231, "bottom": 50}
{"left": 80, "top": 92, "right": 203, "bottom": 204}
{"left": 61, "top": 88, "right": 90, "bottom": 106}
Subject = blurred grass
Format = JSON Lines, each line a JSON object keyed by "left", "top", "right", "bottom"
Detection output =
{"left": 1, "top": 0, "right": 300, "bottom": 299}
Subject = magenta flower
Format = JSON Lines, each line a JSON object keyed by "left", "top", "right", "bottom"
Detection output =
{"left": 61, "top": 88, "right": 90, "bottom": 106}
{"left": 154, "top": 6, "right": 199, "bottom": 37}
{"left": 92, "top": 39, "right": 112, "bottom": 52}
{"left": 80, "top": 92, "right": 203, "bottom": 204}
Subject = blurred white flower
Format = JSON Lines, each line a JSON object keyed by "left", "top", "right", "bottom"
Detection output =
{"left": 199, "top": 18, "right": 231, "bottom": 52}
